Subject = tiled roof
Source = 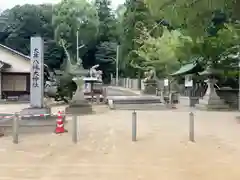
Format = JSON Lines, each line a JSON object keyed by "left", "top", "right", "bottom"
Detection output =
{"left": 0, "top": 44, "right": 30, "bottom": 60}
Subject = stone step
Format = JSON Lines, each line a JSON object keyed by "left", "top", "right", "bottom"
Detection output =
{"left": 107, "top": 96, "right": 161, "bottom": 105}
{"left": 110, "top": 103, "right": 173, "bottom": 110}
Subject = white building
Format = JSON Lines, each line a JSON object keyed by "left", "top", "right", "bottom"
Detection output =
{"left": 0, "top": 43, "right": 31, "bottom": 99}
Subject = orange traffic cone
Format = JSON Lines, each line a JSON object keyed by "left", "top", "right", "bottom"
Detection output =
{"left": 55, "top": 111, "right": 67, "bottom": 134}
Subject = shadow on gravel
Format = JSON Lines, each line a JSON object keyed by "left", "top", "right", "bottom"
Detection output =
{"left": 0, "top": 105, "right": 110, "bottom": 137}
{"left": 0, "top": 116, "right": 65, "bottom": 137}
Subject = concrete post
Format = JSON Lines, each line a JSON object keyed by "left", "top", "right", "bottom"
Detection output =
{"left": 189, "top": 112, "right": 195, "bottom": 142}
{"left": 12, "top": 113, "right": 19, "bottom": 144}
{"left": 62, "top": 111, "right": 66, "bottom": 123}
{"left": 108, "top": 99, "right": 114, "bottom": 109}
{"left": 72, "top": 115, "right": 78, "bottom": 143}
{"left": 156, "top": 88, "right": 159, "bottom": 96}
{"left": 96, "top": 94, "right": 100, "bottom": 104}
{"left": 132, "top": 110, "right": 137, "bottom": 141}
{"left": 103, "top": 87, "right": 107, "bottom": 103}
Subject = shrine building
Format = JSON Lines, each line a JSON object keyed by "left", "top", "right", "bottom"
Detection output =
{"left": 0, "top": 43, "right": 31, "bottom": 100}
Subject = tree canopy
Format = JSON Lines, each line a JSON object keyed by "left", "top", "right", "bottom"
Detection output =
{"left": 53, "top": 0, "right": 99, "bottom": 61}
{"left": 0, "top": 0, "right": 238, "bottom": 86}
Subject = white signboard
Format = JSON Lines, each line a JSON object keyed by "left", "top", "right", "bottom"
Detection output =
{"left": 30, "top": 37, "right": 44, "bottom": 108}
{"left": 164, "top": 78, "right": 169, "bottom": 86}
{"left": 185, "top": 75, "right": 193, "bottom": 87}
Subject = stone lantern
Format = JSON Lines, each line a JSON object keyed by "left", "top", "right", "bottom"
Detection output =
{"left": 196, "top": 66, "right": 229, "bottom": 109}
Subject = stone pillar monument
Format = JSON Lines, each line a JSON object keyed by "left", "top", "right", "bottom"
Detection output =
{"left": 21, "top": 36, "right": 50, "bottom": 116}
{"left": 30, "top": 36, "right": 44, "bottom": 108}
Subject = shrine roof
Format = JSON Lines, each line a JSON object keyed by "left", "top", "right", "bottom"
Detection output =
{"left": 0, "top": 44, "right": 30, "bottom": 61}
{"left": 170, "top": 57, "right": 204, "bottom": 76}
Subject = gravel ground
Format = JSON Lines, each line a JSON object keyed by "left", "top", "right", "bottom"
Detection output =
{"left": 0, "top": 109, "right": 240, "bottom": 180}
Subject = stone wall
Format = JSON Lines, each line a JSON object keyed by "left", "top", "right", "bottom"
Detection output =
{"left": 216, "top": 89, "right": 239, "bottom": 109}
{"left": 111, "top": 78, "right": 239, "bottom": 109}
{"left": 111, "top": 78, "right": 164, "bottom": 91}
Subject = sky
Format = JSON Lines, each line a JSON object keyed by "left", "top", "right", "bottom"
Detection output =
{"left": 0, "top": 0, "right": 125, "bottom": 11}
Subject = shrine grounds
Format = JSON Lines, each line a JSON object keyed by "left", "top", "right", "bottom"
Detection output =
{"left": 0, "top": 103, "right": 240, "bottom": 179}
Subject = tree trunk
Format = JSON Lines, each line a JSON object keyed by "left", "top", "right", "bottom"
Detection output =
{"left": 137, "top": 69, "right": 141, "bottom": 90}
{"left": 233, "top": 1, "right": 240, "bottom": 20}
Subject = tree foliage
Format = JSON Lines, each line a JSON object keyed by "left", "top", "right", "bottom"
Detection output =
{"left": 0, "top": 0, "right": 238, "bottom": 87}
{"left": 0, "top": 0, "right": 119, "bottom": 77}
{"left": 94, "top": 0, "right": 117, "bottom": 42}
{"left": 119, "top": 0, "right": 156, "bottom": 77}
{"left": 144, "top": 0, "right": 236, "bottom": 37}
{"left": 135, "top": 27, "right": 192, "bottom": 76}
{"left": 53, "top": 0, "right": 99, "bottom": 61}
{"left": 122, "top": 0, "right": 240, "bottom": 81}
{"left": 94, "top": 0, "right": 118, "bottom": 64}
{"left": 0, "top": 4, "right": 64, "bottom": 69}
{"left": 95, "top": 41, "right": 117, "bottom": 63}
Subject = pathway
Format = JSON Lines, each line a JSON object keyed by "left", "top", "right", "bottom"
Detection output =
{"left": 0, "top": 110, "right": 240, "bottom": 179}
{"left": 106, "top": 86, "right": 140, "bottom": 96}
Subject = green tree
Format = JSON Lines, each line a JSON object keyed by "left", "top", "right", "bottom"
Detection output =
{"left": 135, "top": 27, "right": 192, "bottom": 76}
{"left": 115, "top": 4, "right": 126, "bottom": 21}
{"left": 0, "top": 4, "right": 63, "bottom": 69}
{"left": 200, "top": 23, "right": 240, "bottom": 68}
{"left": 95, "top": 41, "right": 117, "bottom": 82}
{"left": 95, "top": 41, "right": 117, "bottom": 64}
{"left": 94, "top": 0, "right": 117, "bottom": 42}
{"left": 120, "top": 0, "right": 155, "bottom": 77}
{"left": 115, "top": 4, "right": 126, "bottom": 43}
{"left": 86, "top": 0, "right": 119, "bottom": 82}
{"left": 94, "top": 0, "right": 118, "bottom": 64}
{"left": 53, "top": 0, "right": 99, "bottom": 62}
{"left": 144, "top": 0, "right": 236, "bottom": 37}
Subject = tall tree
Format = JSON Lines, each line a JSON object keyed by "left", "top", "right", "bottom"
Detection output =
{"left": 53, "top": 0, "right": 99, "bottom": 63}
{"left": 2, "top": 4, "right": 51, "bottom": 55}
{"left": 94, "top": 0, "right": 118, "bottom": 64}
{"left": 86, "top": 0, "right": 119, "bottom": 82}
{"left": 136, "top": 27, "right": 192, "bottom": 76}
{"left": 0, "top": 4, "right": 63, "bottom": 69}
{"left": 144, "top": 0, "right": 236, "bottom": 37}
{"left": 94, "top": 0, "right": 117, "bottom": 42}
{"left": 120, "top": 0, "right": 155, "bottom": 77}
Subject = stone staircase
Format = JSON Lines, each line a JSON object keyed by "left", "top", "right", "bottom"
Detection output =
{"left": 107, "top": 95, "right": 166, "bottom": 110}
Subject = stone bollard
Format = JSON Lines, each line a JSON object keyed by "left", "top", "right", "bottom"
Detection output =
{"left": 170, "top": 92, "right": 178, "bottom": 109}
{"left": 108, "top": 99, "right": 114, "bottom": 109}
{"left": 96, "top": 94, "right": 100, "bottom": 104}
{"left": 103, "top": 87, "right": 107, "bottom": 103}
{"left": 132, "top": 110, "right": 137, "bottom": 141}
{"left": 12, "top": 113, "right": 20, "bottom": 144}
{"left": 62, "top": 111, "right": 66, "bottom": 123}
{"left": 189, "top": 112, "right": 195, "bottom": 142}
{"left": 72, "top": 115, "right": 78, "bottom": 143}
{"left": 155, "top": 88, "right": 159, "bottom": 96}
